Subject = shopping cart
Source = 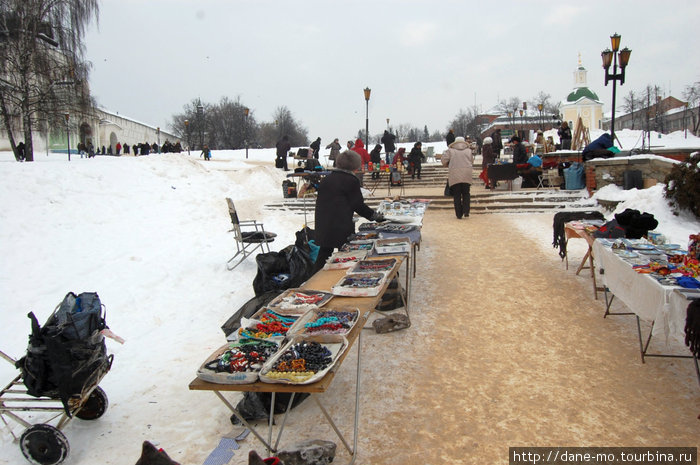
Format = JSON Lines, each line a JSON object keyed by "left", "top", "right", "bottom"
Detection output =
{"left": 0, "top": 292, "right": 114, "bottom": 465}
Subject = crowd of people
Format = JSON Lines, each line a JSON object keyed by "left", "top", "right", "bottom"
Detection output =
{"left": 73, "top": 140, "right": 185, "bottom": 158}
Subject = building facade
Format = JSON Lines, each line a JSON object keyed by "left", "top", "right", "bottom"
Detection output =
{"left": 560, "top": 58, "right": 604, "bottom": 132}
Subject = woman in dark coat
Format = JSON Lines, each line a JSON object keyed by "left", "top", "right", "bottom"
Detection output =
{"left": 369, "top": 144, "right": 382, "bottom": 179}
{"left": 558, "top": 121, "right": 572, "bottom": 150}
{"left": 312, "top": 151, "right": 382, "bottom": 273}
{"left": 408, "top": 142, "right": 425, "bottom": 179}
{"left": 479, "top": 136, "right": 496, "bottom": 189}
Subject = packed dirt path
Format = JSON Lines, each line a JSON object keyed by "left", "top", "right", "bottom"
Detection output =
{"left": 234, "top": 210, "right": 699, "bottom": 465}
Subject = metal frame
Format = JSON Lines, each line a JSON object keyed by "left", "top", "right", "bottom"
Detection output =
{"left": 225, "top": 198, "right": 274, "bottom": 270}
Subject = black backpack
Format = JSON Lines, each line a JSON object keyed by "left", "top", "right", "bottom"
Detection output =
{"left": 15, "top": 292, "right": 111, "bottom": 416}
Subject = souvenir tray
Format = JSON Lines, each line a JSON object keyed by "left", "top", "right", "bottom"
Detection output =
{"left": 657, "top": 244, "right": 681, "bottom": 251}
{"left": 196, "top": 339, "right": 280, "bottom": 384}
{"left": 340, "top": 241, "right": 375, "bottom": 252}
{"left": 349, "top": 257, "right": 398, "bottom": 275}
{"left": 259, "top": 335, "right": 348, "bottom": 385}
{"left": 373, "top": 237, "right": 411, "bottom": 254}
{"left": 234, "top": 308, "right": 301, "bottom": 342}
{"left": 347, "top": 232, "right": 380, "bottom": 241}
{"left": 324, "top": 250, "right": 368, "bottom": 270}
{"left": 267, "top": 289, "right": 334, "bottom": 315}
{"left": 331, "top": 272, "right": 386, "bottom": 297}
{"left": 287, "top": 307, "right": 361, "bottom": 336}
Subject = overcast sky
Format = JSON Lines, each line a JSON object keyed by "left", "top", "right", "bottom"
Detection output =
{"left": 84, "top": 0, "right": 699, "bottom": 143}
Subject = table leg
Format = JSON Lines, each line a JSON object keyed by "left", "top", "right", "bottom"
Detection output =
{"left": 214, "top": 391, "right": 275, "bottom": 453}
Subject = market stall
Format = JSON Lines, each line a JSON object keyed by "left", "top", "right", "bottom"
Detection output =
{"left": 189, "top": 255, "right": 407, "bottom": 463}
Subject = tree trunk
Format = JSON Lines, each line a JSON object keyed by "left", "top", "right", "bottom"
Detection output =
{"left": 0, "top": 93, "right": 20, "bottom": 161}
{"left": 22, "top": 105, "right": 34, "bottom": 162}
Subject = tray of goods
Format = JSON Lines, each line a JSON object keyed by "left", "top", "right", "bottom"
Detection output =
{"left": 288, "top": 307, "right": 360, "bottom": 336}
{"left": 340, "top": 241, "right": 375, "bottom": 253}
{"left": 235, "top": 308, "right": 300, "bottom": 342}
{"left": 373, "top": 237, "right": 411, "bottom": 254}
{"left": 657, "top": 243, "right": 681, "bottom": 251}
{"left": 613, "top": 249, "right": 639, "bottom": 259}
{"left": 196, "top": 339, "right": 280, "bottom": 384}
{"left": 349, "top": 257, "right": 397, "bottom": 275}
{"left": 347, "top": 231, "right": 380, "bottom": 241}
{"left": 331, "top": 272, "right": 386, "bottom": 297}
{"left": 259, "top": 335, "right": 348, "bottom": 384}
{"left": 324, "top": 250, "right": 368, "bottom": 270}
{"left": 267, "top": 289, "right": 334, "bottom": 314}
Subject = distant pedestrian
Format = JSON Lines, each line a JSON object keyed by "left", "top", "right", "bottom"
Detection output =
{"left": 380, "top": 130, "right": 396, "bottom": 164}
{"left": 15, "top": 141, "right": 25, "bottom": 162}
{"left": 492, "top": 129, "right": 503, "bottom": 156}
{"left": 352, "top": 138, "right": 370, "bottom": 170}
{"left": 558, "top": 121, "right": 572, "bottom": 150}
{"left": 116, "top": 142, "right": 122, "bottom": 155}
{"left": 310, "top": 137, "right": 321, "bottom": 159}
{"left": 445, "top": 129, "right": 455, "bottom": 147}
{"left": 479, "top": 137, "right": 497, "bottom": 189}
{"left": 369, "top": 144, "right": 382, "bottom": 179}
{"left": 123, "top": 143, "right": 130, "bottom": 154}
{"left": 276, "top": 135, "right": 291, "bottom": 171}
{"left": 326, "top": 138, "right": 341, "bottom": 166}
{"left": 201, "top": 145, "right": 211, "bottom": 161}
{"left": 441, "top": 136, "right": 474, "bottom": 219}
{"left": 408, "top": 142, "right": 425, "bottom": 179}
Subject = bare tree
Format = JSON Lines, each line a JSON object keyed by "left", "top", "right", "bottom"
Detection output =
{"left": 271, "top": 106, "right": 308, "bottom": 147}
{"left": 0, "top": 0, "right": 99, "bottom": 161}
{"left": 683, "top": 81, "right": 700, "bottom": 135}
{"left": 622, "top": 90, "right": 642, "bottom": 129}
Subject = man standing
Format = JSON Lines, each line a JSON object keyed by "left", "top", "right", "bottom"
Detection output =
{"left": 310, "top": 137, "right": 321, "bottom": 159}
{"left": 445, "top": 129, "right": 456, "bottom": 147}
{"left": 276, "top": 135, "right": 291, "bottom": 171}
{"left": 380, "top": 130, "right": 396, "bottom": 164}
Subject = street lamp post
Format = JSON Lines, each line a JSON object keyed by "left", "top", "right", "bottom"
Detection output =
{"left": 386, "top": 118, "right": 390, "bottom": 130}
{"left": 602, "top": 33, "right": 632, "bottom": 143}
{"left": 684, "top": 103, "right": 688, "bottom": 139}
{"left": 184, "top": 120, "right": 190, "bottom": 155}
{"left": 244, "top": 107, "right": 250, "bottom": 159}
{"left": 64, "top": 113, "right": 71, "bottom": 162}
{"left": 508, "top": 111, "right": 513, "bottom": 134}
{"left": 156, "top": 127, "right": 160, "bottom": 153}
{"left": 537, "top": 103, "right": 543, "bottom": 130}
{"left": 364, "top": 87, "right": 371, "bottom": 152}
{"left": 196, "top": 99, "right": 204, "bottom": 150}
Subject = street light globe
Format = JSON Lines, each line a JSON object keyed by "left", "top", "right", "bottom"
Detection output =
{"left": 364, "top": 87, "right": 371, "bottom": 101}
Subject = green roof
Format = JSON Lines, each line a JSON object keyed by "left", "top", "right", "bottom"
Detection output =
{"left": 567, "top": 87, "right": 600, "bottom": 102}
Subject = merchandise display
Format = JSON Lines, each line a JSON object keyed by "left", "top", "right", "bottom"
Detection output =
{"left": 236, "top": 309, "right": 299, "bottom": 340}
{"left": 323, "top": 250, "right": 368, "bottom": 270}
{"left": 350, "top": 258, "right": 398, "bottom": 275}
{"left": 374, "top": 238, "right": 412, "bottom": 254}
{"left": 259, "top": 336, "right": 348, "bottom": 384}
{"left": 340, "top": 241, "right": 375, "bottom": 252}
{"left": 196, "top": 339, "right": 280, "bottom": 384}
{"left": 288, "top": 308, "right": 360, "bottom": 336}
{"left": 331, "top": 272, "right": 386, "bottom": 297}
{"left": 267, "top": 289, "right": 334, "bottom": 314}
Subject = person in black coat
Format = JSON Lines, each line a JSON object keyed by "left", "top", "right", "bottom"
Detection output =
{"left": 445, "top": 129, "right": 456, "bottom": 147}
{"left": 369, "top": 144, "right": 382, "bottom": 179}
{"left": 558, "top": 121, "right": 572, "bottom": 150}
{"left": 380, "top": 130, "right": 396, "bottom": 163}
{"left": 312, "top": 151, "right": 383, "bottom": 273}
{"left": 510, "top": 136, "right": 528, "bottom": 165}
{"left": 310, "top": 137, "right": 321, "bottom": 159}
{"left": 408, "top": 142, "right": 425, "bottom": 179}
{"left": 276, "top": 135, "right": 291, "bottom": 171}
{"left": 492, "top": 129, "right": 503, "bottom": 156}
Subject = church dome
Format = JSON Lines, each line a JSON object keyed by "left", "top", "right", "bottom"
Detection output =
{"left": 567, "top": 87, "right": 599, "bottom": 102}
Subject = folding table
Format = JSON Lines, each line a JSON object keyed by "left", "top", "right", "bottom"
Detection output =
{"left": 564, "top": 223, "right": 605, "bottom": 299}
{"left": 189, "top": 255, "right": 407, "bottom": 464}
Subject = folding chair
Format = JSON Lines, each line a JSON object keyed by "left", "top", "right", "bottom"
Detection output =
{"left": 225, "top": 198, "right": 276, "bottom": 270}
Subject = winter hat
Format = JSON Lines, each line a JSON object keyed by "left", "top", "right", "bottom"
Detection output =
{"left": 483, "top": 137, "right": 493, "bottom": 145}
{"left": 449, "top": 136, "right": 466, "bottom": 147}
{"left": 336, "top": 150, "right": 362, "bottom": 171}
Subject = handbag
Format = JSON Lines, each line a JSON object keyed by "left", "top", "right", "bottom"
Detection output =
{"left": 444, "top": 180, "right": 451, "bottom": 196}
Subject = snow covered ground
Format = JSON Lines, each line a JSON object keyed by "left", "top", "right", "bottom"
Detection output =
{"left": 0, "top": 129, "right": 698, "bottom": 464}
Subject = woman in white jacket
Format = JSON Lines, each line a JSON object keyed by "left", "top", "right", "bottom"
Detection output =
{"left": 441, "top": 136, "right": 474, "bottom": 219}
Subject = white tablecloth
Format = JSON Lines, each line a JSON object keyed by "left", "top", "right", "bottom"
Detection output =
{"left": 593, "top": 240, "right": 688, "bottom": 346}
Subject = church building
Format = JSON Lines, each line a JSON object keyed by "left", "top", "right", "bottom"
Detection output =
{"left": 560, "top": 56, "right": 604, "bottom": 132}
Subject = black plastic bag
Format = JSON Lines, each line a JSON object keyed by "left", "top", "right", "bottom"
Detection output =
{"left": 252, "top": 245, "right": 313, "bottom": 296}
{"left": 220, "top": 290, "right": 284, "bottom": 337}
{"left": 231, "top": 391, "right": 310, "bottom": 425}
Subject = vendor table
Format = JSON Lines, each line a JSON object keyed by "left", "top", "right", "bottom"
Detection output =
{"left": 189, "top": 255, "right": 407, "bottom": 463}
{"left": 564, "top": 223, "right": 604, "bottom": 300}
{"left": 592, "top": 241, "right": 699, "bottom": 384}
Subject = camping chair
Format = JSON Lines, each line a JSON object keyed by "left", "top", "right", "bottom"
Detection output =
{"left": 225, "top": 198, "right": 276, "bottom": 270}
{"left": 424, "top": 146, "right": 435, "bottom": 162}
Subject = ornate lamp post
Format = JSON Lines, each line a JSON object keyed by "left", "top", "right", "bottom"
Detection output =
{"left": 184, "top": 119, "right": 190, "bottom": 155}
{"left": 244, "top": 107, "right": 250, "bottom": 159}
{"left": 508, "top": 111, "right": 513, "bottom": 130}
{"left": 386, "top": 118, "right": 390, "bottom": 130}
{"left": 537, "top": 103, "right": 543, "bottom": 130}
{"left": 601, "top": 33, "right": 632, "bottom": 143}
{"left": 64, "top": 112, "right": 71, "bottom": 161}
{"left": 364, "top": 87, "right": 371, "bottom": 150}
{"left": 196, "top": 99, "right": 204, "bottom": 150}
{"left": 156, "top": 127, "right": 160, "bottom": 153}
{"left": 519, "top": 109, "right": 524, "bottom": 139}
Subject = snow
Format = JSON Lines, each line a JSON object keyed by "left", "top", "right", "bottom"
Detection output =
{"left": 1, "top": 129, "right": 699, "bottom": 464}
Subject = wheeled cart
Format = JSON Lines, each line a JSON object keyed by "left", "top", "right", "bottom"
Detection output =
{"left": 0, "top": 349, "right": 113, "bottom": 465}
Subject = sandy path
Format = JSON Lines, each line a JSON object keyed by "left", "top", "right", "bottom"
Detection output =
{"left": 232, "top": 210, "right": 699, "bottom": 465}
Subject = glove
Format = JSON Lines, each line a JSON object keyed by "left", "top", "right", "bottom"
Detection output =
{"left": 372, "top": 211, "right": 386, "bottom": 222}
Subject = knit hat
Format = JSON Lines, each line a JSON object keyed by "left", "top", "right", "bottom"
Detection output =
{"left": 336, "top": 150, "right": 362, "bottom": 171}
{"left": 483, "top": 137, "right": 493, "bottom": 145}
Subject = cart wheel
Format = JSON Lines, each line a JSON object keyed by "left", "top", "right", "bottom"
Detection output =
{"left": 75, "top": 386, "right": 108, "bottom": 420}
{"left": 19, "top": 424, "right": 70, "bottom": 465}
